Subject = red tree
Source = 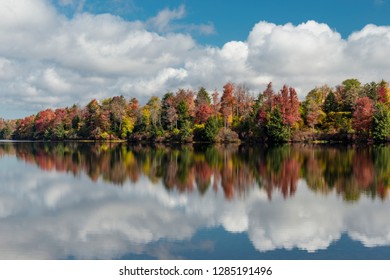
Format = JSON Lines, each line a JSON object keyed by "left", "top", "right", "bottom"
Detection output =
{"left": 14, "top": 115, "right": 35, "bottom": 139}
{"left": 211, "top": 90, "right": 220, "bottom": 117}
{"left": 195, "top": 87, "right": 213, "bottom": 124}
{"left": 258, "top": 82, "right": 275, "bottom": 126}
{"left": 34, "top": 109, "right": 55, "bottom": 137}
{"left": 352, "top": 96, "right": 374, "bottom": 135}
{"left": 220, "top": 82, "right": 236, "bottom": 128}
{"left": 195, "top": 103, "right": 213, "bottom": 124}
{"left": 286, "top": 87, "right": 301, "bottom": 126}
{"left": 273, "top": 85, "right": 300, "bottom": 127}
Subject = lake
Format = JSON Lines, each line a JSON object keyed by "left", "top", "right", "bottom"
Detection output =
{"left": 1, "top": 141, "right": 390, "bottom": 259}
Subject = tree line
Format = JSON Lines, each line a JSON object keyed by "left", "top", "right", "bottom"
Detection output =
{"left": 1, "top": 79, "right": 390, "bottom": 142}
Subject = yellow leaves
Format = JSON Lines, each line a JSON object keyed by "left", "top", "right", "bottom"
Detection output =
{"left": 194, "top": 123, "right": 205, "bottom": 130}
{"left": 383, "top": 87, "right": 390, "bottom": 104}
{"left": 100, "top": 132, "right": 109, "bottom": 140}
{"left": 142, "top": 157, "right": 151, "bottom": 175}
{"left": 318, "top": 110, "right": 326, "bottom": 124}
{"left": 141, "top": 106, "right": 151, "bottom": 126}
{"left": 326, "top": 111, "right": 353, "bottom": 133}
{"left": 227, "top": 114, "right": 233, "bottom": 125}
{"left": 122, "top": 149, "right": 135, "bottom": 166}
{"left": 226, "top": 158, "right": 233, "bottom": 171}
{"left": 121, "top": 116, "right": 135, "bottom": 138}
{"left": 172, "top": 128, "right": 180, "bottom": 135}
{"left": 99, "top": 143, "right": 110, "bottom": 151}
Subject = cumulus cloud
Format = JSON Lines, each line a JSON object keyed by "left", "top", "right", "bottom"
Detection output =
{"left": 247, "top": 21, "right": 346, "bottom": 82}
{"left": 0, "top": 0, "right": 390, "bottom": 118}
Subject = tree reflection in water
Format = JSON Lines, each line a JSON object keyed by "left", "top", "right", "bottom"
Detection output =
{"left": 0, "top": 141, "right": 389, "bottom": 201}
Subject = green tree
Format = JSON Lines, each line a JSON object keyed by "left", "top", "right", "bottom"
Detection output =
{"left": 266, "top": 107, "right": 290, "bottom": 142}
{"left": 104, "top": 95, "right": 128, "bottom": 138}
{"left": 362, "top": 81, "right": 379, "bottom": 101}
{"left": 204, "top": 116, "right": 221, "bottom": 142}
{"left": 146, "top": 96, "right": 161, "bottom": 129}
{"left": 161, "top": 92, "right": 177, "bottom": 131}
{"left": 325, "top": 112, "right": 352, "bottom": 133}
{"left": 177, "top": 99, "right": 190, "bottom": 129}
{"left": 372, "top": 103, "right": 390, "bottom": 142}
{"left": 342, "top": 79, "right": 361, "bottom": 92}
{"left": 179, "top": 120, "right": 193, "bottom": 142}
{"left": 0, "top": 119, "right": 15, "bottom": 139}
{"left": 338, "top": 79, "right": 362, "bottom": 112}
{"left": 323, "top": 91, "right": 339, "bottom": 114}
{"left": 195, "top": 87, "right": 211, "bottom": 106}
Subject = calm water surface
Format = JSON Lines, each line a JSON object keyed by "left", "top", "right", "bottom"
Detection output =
{"left": 1, "top": 141, "right": 390, "bottom": 259}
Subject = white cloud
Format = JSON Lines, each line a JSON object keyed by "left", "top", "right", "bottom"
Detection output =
{"left": 1, "top": 0, "right": 390, "bottom": 119}
{"left": 347, "top": 24, "right": 390, "bottom": 70}
{"left": 0, "top": 0, "right": 58, "bottom": 29}
{"left": 0, "top": 58, "right": 15, "bottom": 80}
{"left": 246, "top": 21, "right": 347, "bottom": 92}
{"left": 42, "top": 68, "right": 72, "bottom": 93}
{"left": 116, "top": 67, "right": 189, "bottom": 97}
{"left": 146, "top": 5, "right": 215, "bottom": 35}
{"left": 147, "top": 4, "right": 186, "bottom": 33}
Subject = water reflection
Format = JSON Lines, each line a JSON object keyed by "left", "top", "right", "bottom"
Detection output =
{"left": 1, "top": 142, "right": 389, "bottom": 201}
{"left": 1, "top": 142, "right": 390, "bottom": 259}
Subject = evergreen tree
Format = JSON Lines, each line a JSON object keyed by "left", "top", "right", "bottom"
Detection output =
{"left": 204, "top": 116, "right": 221, "bottom": 142}
{"left": 195, "top": 87, "right": 211, "bottom": 106}
{"left": 266, "top": 107, "right": 290, "bottom": 142}
{"left": 323, "top": 91, "right": 339, "bottom": 113}
{"left": 373, "top": 103, "right": 390, "bottom": 142}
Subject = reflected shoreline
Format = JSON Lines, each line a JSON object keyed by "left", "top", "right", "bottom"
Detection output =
{"left": 1, "top": 141, "right": 389, "bottom": 201}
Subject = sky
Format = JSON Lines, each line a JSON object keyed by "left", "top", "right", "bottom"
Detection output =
{"left": 0, "top": 0, "right": 390, "bottom": 119}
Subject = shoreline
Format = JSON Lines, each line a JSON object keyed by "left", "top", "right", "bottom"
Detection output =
{"left": 1, "top": 134, "right": 387, "bottom": 145}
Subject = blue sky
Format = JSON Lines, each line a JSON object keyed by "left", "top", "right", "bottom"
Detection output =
{"left": 0, "top": 0, "right": 389, "bottom": 119}
{"left": 54, "top": 0, "right": 390, "bottom": 45}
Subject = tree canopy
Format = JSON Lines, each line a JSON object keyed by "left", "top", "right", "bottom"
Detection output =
{"left": 1, "top": 79, "right": 390, "bottom": 143}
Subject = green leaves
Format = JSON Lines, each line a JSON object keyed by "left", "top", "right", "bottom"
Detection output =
{"left": 373, "top": 103, "right": 390, "bottom": 142}
{"left": 266, "top": 108, "right": 290, "bottom": 143}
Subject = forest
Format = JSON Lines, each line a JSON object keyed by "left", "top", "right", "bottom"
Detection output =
{"left": 1, "top": 78, "right": 390, "bottom": 143}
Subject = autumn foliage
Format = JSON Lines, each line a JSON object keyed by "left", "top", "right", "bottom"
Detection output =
{"left": 352, "top": 97, "right": 374, "bottom": 136}
{"left": 1, "top": 79, "right": 390, "bottom": 142}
